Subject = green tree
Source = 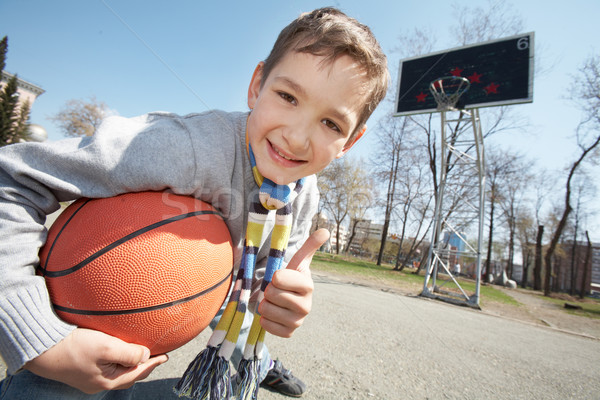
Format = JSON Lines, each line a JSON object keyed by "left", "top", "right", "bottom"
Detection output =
{"left": 0, "top": 36, "right": 31, "bottom": 146}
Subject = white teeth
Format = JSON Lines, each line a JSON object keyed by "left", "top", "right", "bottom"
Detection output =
{"left": 275, "top": 147, "right": 296, "bottom": 161}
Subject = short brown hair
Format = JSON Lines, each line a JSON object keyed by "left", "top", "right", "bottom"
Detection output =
{"left": 261, "top": 7, "right": 389, "bottom": 139}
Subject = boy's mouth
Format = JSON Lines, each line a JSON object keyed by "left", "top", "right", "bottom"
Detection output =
{"left": 274, "top": 147, "right": 297, "bottom": 161}
{"left": 269, "top": 141, "right": 306, "bottom": 164}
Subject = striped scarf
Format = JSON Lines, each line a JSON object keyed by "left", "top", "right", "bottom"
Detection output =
{"left": 174, "top": 143, "right": 305, "bottom": 400}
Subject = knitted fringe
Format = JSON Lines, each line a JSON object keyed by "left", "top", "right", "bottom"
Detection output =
{"left": 235, "top": 358, "right": 261, "bottom": 400}
{"left": 207, "top": 359, "right": 233, "bottom": 400}
{"left": 173, "top": 346, "right": 232, "bottom": 399}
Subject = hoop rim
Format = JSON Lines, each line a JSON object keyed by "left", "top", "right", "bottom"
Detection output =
{"left": 429, "top": 76, "right": 471, "bottom": 111}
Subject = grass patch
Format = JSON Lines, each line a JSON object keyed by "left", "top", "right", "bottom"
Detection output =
{"left": 479, "top": 285, "right": 521, "bottom": 306}
{"left": 311, "top": 252, "right": 517, "bottom": 307}
{"left": 542, "top": 295, "right": 600, "bottom": 319}
{"left": 311, "top": 252, "right": 424, "bottom": 287}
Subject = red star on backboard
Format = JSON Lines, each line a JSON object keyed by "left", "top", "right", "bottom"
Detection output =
{"left": 468, "top": 72, "right": 482, "bottom": 83}
{"left": 450, "top": 67, "right": 464, "bottom": 77}
{"left": 416, "top": 92, "right": 428, "bottom": 102}
{"left": 484, "top": 82, "right": 500, "bottom": 94}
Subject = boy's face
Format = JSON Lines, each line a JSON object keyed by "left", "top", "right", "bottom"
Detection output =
{"left": 246, "top": 51, "right": 367, "bottom": 185}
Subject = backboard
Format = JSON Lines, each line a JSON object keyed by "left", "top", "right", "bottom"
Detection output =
{"left": 395, "top": 32, "right": 534, "bottom": 116}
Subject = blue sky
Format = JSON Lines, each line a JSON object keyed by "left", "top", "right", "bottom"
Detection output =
{"left": 1, "top": 0, "right": 599, "bottom": 236}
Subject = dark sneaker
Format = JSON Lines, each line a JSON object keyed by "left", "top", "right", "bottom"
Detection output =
{"left": 260, "top": 360, "right": 306, "bottom": 397}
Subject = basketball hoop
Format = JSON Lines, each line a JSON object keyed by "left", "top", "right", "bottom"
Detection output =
{"left": 429, "top": 76, "right": 471, "bottom": 112}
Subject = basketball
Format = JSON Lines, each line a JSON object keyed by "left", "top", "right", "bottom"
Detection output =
{"left": 39, "top": 191, "right": 233, "bottom": 354}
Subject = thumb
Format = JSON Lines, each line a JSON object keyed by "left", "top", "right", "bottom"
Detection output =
{"left": 286, "top": 228, "right": 330, "bottom": 273}
{"left": 103, "top": 339, "right": 151, "bottom": 367}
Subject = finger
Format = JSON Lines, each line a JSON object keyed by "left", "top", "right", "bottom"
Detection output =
{"left": 286, "top": 228, "right": 330, "bottom": 273}
{"left": 259, "top": 294, "right": 308, "bottom": 325}
{"left": 111, "top": 355, "right": 169, "bottom": 390}
{"left": 259, "top": 315, "right": 302, "bottom": 339}
{"left": 261, "top": 284, "right": 311, "bottom": 317}
{"left": 271, "top": 268, "right": 313, "bottom": 295}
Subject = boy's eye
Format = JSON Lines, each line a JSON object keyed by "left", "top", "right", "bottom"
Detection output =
{"left": 278, "top": 92, "right": 297, "bottom": 104}
{"left": 322, "top": 119, "right": 341, "bottom": 133}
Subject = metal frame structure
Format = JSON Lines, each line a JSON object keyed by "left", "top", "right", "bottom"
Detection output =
{"left": 393, "top": 32, "right": 535, "bottom": 308}
{"left": 421, "top": 108, "right": 485, "bottom": 308}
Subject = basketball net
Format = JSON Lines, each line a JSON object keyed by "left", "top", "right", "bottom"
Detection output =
{"left": 429, "top": 76, "right": 470, "bottom": 112}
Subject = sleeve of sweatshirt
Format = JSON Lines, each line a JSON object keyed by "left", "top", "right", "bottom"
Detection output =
{"left": 0, "top": 112, "right": 199, "bottom": 374}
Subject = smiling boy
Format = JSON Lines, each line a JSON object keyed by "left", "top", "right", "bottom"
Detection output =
{"left": 0, "top": 7, "right": 388, "bottom": 399}
{"left": 247, "top": 52, "right": 367, "bottom": 185}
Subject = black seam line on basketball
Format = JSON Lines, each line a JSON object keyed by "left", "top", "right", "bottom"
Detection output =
{"left": 51, "top": 272, "right": 231, "bottom": 316}
{"left": 38, "top": 199, "right": 93, "bottom": 277}
{"left": 44, "top": 210, "right": 223, "bottom": 278}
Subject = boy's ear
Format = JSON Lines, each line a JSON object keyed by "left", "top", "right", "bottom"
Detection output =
{"left": 336, "top": 125, "right": 367, "bottom": 158}
{"left": 248, "top": 62, "right": 265, "bottom": 109}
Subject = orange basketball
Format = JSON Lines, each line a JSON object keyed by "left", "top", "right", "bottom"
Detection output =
{"left": 39, "top": 191, "right": 233, "bottom": 354}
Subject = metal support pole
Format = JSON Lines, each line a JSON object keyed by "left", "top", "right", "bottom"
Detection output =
{"left": 471, "top": 108, "right": 485, "bottom": 305}
{"left": 422, "top": 110, "right": 448, "bottom": 296}
{"left": 421, "top": 108, "right": 485, "bottom": 308}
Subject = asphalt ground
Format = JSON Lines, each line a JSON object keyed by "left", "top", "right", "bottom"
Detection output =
{"left": 2, "top": 273, "right": 599, "bottom": 399}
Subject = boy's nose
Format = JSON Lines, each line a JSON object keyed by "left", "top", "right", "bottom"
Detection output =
{"left": 283, "top": 120, "right": 311, "bottom": 154}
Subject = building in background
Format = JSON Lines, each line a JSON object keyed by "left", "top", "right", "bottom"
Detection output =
{"left": 441, "top": 231, "right": 466, "bottom": 275}
{"left": 311, "top": 213, "right": 349, "bottom": 253}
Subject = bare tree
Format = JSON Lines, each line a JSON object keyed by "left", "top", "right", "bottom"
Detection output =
{"left": 344, "top": 183, "right": 376, "bottom": 253}
{"left": 483, "top": 148, "right": 521, "bottom": 281}
{"left": 527, "top": 170, "right": 555, "bottom": 290}
{"left": 371, "top": 115, "right": 416, "bottom": 265}
{"left": 571, "top": 55, "right": 600, "bottom": 131}
{"left": 317, "top": 156, "right": 373, "bottom": 254}
{"left": 498, "top": 152, "right": 531, "bottom": 280}
{"left": 452, "top": 0, "right": 524, "bottom": 45}
{"left": 317, "top": 160, "right": 346, "bottom": 254}
{"left": 515, "top": 208, "right": 535, "bottom": 288}
{"left": 391, "top": 143, "right": 433, "bottom": 270}
{"left": 565, "top": 176, "right": 596, "bottom": 295}
{"left": 581, "top": 231, "right": 593, "bottom": 299}
{"left": 533, "top": 225, "right": 545, "bottom": 291}
{"left": 50, "top": 96, "right": 109, "bottom": 137}
{"left": 544, "top": 55, "right": 600, "bottom": 296}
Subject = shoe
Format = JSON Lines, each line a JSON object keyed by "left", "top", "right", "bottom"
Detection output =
{"left": 260, "top": 359, "right": 306, "bottom": 397}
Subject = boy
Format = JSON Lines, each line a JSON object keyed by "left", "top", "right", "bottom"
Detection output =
{"left": 0, "top": 7, "right": 388, "bottom": 399}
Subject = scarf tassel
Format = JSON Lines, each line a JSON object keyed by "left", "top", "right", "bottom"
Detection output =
{"left": 235, "top": 357, "right": 261, "bottom": 399}
{"left": 173, "top": 346, "right": 232, "bottom": 399}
